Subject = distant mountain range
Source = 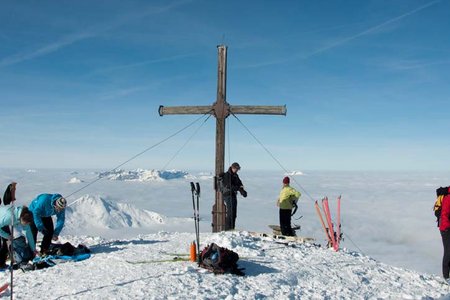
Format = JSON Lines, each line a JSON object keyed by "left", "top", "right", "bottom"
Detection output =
{"left": 97, "top": 169, "right": 192, "bottom": 181}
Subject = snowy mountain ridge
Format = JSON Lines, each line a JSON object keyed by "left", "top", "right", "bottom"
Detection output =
{"left": 65, "top": 194, "right": 165, "bottom": 229}
{"left": 68, "top": 177, "right": 83, "bottom": 183}
{"left": 285, "top": 170, "right": 304, "bottom": 176}
{"left": 98, "top": 168, "right": 191, "bottom": 181}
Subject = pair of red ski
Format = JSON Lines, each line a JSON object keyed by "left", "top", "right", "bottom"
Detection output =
{"left": 314, "top": 196, "right": 341, "bottom": 251}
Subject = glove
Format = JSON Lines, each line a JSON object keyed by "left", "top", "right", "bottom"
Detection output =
{"left": 52, "top": 235, "right": 59, "bottom": 241}
{"left": 239, "top": 188, "right": 247, "bottom": 198}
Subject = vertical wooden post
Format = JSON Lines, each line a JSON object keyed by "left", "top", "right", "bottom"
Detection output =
{"left": 212, "top": 45, "right": 229, "bottom": 232}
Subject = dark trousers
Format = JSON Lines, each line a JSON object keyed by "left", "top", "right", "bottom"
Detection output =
{"left": 279, "top": 209, "right": 295, "bottom": 236}
{"left": 441, "top": 229, "right": 450, "bottom": 278}
{"left": 30, "top": 217, "right": 54, "bottom": 253}
{"left": 0, "top": 226, "right": 11, "bottom": 265}
{"left": 224, "top": 195, "right": 237, "bottom": 230}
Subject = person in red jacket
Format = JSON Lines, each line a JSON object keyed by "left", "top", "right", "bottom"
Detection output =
{"left": 439, "top": 187, "right": 450, "bottom": 281}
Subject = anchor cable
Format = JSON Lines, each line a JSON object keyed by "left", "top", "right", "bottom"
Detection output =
{"left": 66, "top": 112, "right": 212, "bottom": 205}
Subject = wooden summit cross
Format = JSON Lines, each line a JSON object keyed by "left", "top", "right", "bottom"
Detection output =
{"left": 159, "top": 45, "right": 286, "bottom": 232}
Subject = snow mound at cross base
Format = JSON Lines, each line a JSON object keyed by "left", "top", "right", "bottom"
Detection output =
{"left": 65, "top": 195, "right": 165, "bottom": 229}
{"left": 12, "top": 231, "right": 449, "bottom": 299}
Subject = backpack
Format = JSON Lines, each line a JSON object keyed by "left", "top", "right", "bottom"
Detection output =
{"left": 216, "top": 174, "right": 231, "bottom": 195}
{"left": 199, "top": 243, "right": 244, "bottom": 276}
{"left": 48, "top": 242, "right": 91, "bottom": 256}
{"left": 434, "top": 186, "right": 449, "bottom": 227}
{"left": 12, "top": 236, "right": 34, "bottom": 265}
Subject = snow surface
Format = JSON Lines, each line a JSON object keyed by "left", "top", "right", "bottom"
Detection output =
{"left": 0, "top": 168, "right": 449, "bottom": 299}
{"left": 1, "top": 231, "right": 449, "bottom": 299}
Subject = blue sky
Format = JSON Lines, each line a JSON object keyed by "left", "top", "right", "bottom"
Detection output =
{"left": 0, "top": 0, "right": 449, "bottom": 171}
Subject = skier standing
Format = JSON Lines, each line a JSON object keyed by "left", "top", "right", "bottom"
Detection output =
{"left": 439, "top": 187, "right": 450, "bottom": 282}
{"left": 219, "top": 162, "right": 247, "bottom": 230}
{"left": 276, "top": 176, "right": 300, "bottom": 236}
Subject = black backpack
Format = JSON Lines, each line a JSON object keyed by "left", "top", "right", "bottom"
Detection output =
{"left": 216, "top": 174, "right": 231, "bottom": 195}
{"left": 48, "top": 242, "right": 91, "bottom": 256}
{"left": 199, "top": 243, "right": 244, "bottom": 276}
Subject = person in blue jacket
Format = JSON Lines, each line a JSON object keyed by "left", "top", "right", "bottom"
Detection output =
{"left": 29, "top": 194, "right": 67, "bottom": 255}
{"left": 0, "top": 205, "right": 35, "bottom": 268}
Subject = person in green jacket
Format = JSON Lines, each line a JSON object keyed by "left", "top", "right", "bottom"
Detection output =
{"left": 276, "top": 176, "right": 301, "bottom": 236}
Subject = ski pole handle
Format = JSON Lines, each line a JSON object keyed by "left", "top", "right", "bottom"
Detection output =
{"left": 190, "top": 182, "right": 195, "bottom": 193}
{"left": 195, "top": 182, "right": 200, "bottom": 195}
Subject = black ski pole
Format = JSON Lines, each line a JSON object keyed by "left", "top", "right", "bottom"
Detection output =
{"left": 10, "top": 203, "right": 14, "bottom": 300}
{"left": 190, "top": 182, "right": 198, "bottom": 255}
{"left": 195, "top": 182, "right": 200, "bottom": 261}
{"left": 6, "top": 183, "right": 16, "bottom": 300}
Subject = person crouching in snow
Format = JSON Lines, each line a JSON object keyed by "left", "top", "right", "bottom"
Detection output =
{"left": 0, "top": 206, "right": 35, "bottom": 268}
{"left": 29, "top": 194, "right": 67, "bottom": 256}
{"left": 276, "top": 176, "right": 301, "bottom": 236}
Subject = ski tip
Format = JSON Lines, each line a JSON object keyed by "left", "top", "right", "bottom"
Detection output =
{"left": 0, "top": 282, "right": 9, "bottom": 293}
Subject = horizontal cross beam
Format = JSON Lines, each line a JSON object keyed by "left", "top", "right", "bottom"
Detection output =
{"left": 158, "top": 104, "right": 286, "bottom": 117}
{"left": 159, "top": 105, "right": 212, "bottom": 116}
{"left": 230, "top": 105, "right": 286, "bottom": 115}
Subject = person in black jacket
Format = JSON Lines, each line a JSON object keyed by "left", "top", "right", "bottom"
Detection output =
{"left": 219, "top": 162, "right": 247, "bottom": 230}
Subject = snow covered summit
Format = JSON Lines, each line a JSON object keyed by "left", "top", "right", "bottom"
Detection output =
{"left": 7, "top": 231, "right": 449, "bottom": 299}
{"left": 65, "top": 195, "right": 165, "bottom": 230}
{"left": 57, "top": 197, "right": 450, "bottom": 298}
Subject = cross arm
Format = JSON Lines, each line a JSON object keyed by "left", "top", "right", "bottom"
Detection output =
{"left": 229, "top": 105, "right": 286, "bottom": 116}
{"left": 159, "top": 105, "right": 213, "bottom": 116}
